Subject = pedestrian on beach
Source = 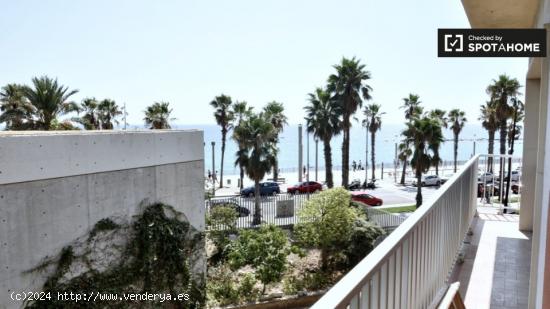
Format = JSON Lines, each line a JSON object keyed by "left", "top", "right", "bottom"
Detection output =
{"left": 213, "top": 170, "right": 218, "bottom": 184}
{"left": 207, "top": 170, "right": 212, "bottom": 180}
{"left": 352, "top": 160, "right": 357, "bottom": 171}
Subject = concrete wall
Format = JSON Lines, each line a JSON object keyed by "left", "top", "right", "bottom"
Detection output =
{"left": 0, "top": 130, "right": 204, "bottom": 309}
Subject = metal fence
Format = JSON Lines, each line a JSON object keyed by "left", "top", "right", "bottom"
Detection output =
{"left": 477, "top": 154, "right": 522, "bottom": 213}
{"left": 312, "top": 155, "right": 478, "bottom": 309}
{"left": 364, "top": 207, "right": 407, "bottom": 233}
{"left": 205, "top": 193, "right": 313, "bottom": 230}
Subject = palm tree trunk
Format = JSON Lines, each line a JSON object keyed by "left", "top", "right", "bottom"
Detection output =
{"left": 400, "top": 159, "right": 407, "bottom": 185}
{"left": 453, "top": 134, "right": 459, "bottom": 173}
{"left": 323, "top": 138, "right": 334, "bottom": 188}
{"left": 239, "top": 166, "right": 244, "bottom": 190}
{"left": 371, "top": 131, "right": 376, "bottom": 181}
{"left": 252, "top": 180, "right": 262, "bottom": 225}
{"left": 342, "top": 118, "right": 350, "bottom": 187}
{"left": 435, "top": 153, "right": 439, "bottom": 176}
{"left": 416, "top": 169, "right": 423, "bottom": 207}
{"left": 498, "top": 121, "right": 507, "bottom": 203}
{"left": 220, "top": 131, "right": 226, "bottom": 189}
{"left": 505, "top": 108, "right": 519, "bottom": 207}
{"left": 488, "top": 130, "right": 495, "bottom": 172}
{"left": 273, "top": 160, "right": 279, "bottom": 182}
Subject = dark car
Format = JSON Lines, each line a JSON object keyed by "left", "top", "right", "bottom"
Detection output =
{"left": 512, "top": 183, "right": 521, "bottom": 194}
{"left": 240, "top": 182, "right": 280, "bottom": 197}
{"left": 209, "top": 200, "right": 250, "bottom": 217}
{"left": 287, "top": 181, "right": 322, "bottom": 194}
{"left": 351, "top": 191, "right": 383, "bottom": 206}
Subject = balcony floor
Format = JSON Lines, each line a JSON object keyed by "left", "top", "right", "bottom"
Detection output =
{"left": 449, "top": 207, "right": 532, "bottom": 309}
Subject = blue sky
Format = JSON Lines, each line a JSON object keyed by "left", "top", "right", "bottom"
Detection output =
{"left": 1, "top": 0, "right": 527, "bottom": 125}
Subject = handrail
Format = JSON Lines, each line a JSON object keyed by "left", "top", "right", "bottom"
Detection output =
{"left": 312, "top": 155, "right": 479, "bottom": 309}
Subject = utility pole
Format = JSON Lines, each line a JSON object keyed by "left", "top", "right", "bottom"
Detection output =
{"left": 315, "top": 138, "right": 318, "bottom": 182}
{"left": 394, "top": 141, "right": 398, "bottom": 183}
{"left": 365, "top": 120, "right": 369, "bottom": 182}
{"left": 306, "top": 130, "right": 310, "bottom": 199}
{"left": 473, "top": 134, "right": 476, "bottom": 156}
{"left": 298, "top": 124, "right": 303, "bottom": 182}
{"left": 211, "top": 142, "right": 215, "bottom": 197}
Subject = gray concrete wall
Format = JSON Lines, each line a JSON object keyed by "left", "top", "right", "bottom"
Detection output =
{"left": 0, "top": 130, "right": 204, "bottom": 309}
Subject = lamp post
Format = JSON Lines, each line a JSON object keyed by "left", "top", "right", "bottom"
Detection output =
{"left": 298, "top": 124, "right": 303, "bottom": 182}
{"left": 315, "top": 138, "right": 318, "bottom": 182}
{"left": 365, "top": 119, "right": 369, "bottom": 182}
{"left": 307, "top": 129, "right": 310, "bottom": 199}
{"left": 211, "top": 141, "right": 215, "bottom": 197}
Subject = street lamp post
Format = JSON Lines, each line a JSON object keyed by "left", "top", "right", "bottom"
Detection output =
{"left": 211, "top": 141, "right": 215, "bottom": 197}
{"left": 298, "top": 124, "right": 303, "bottom": 182}
{"left": 365, "top": 120, "right": 369, "bottom": 182}
{"left": 306, "top": 130, "right": 310, "bottom": 199}
{"left": 315, "top": 138, "right": 318, "bottom": 182}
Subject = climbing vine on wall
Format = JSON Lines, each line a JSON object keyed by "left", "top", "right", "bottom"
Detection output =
{"left": 25, "top": 203, "right": 205, "bottom": 309}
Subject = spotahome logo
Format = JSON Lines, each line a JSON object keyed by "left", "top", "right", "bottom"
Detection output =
{"left": 438, "top": 29, "right": 546, "bottom": 57}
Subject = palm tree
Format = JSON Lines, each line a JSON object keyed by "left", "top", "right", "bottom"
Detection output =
{"left": 448, "top": 109, "right": 467, "bottom": 173}
{"left": 0, "top": 83, "right": 35, "bottom": 130}
{"left": 479, "top": 100, "right": 499, "bottom": 172}
{"left": 504, "top": 97, "right": 524, "bottom": 204}
{"left": 98, "top": 99, "right": 122, "bottom": 129}
{"left": 232, "top": 101, "right": 254, "bottom": 190}
{"left": 304, "top": 87, "right": 342, "bottom": 188}
{"left": 22, "top": 76, "right": 79, "bottom": 130}
{"left": 403, "top": 117, "right": 444, "bottom": 207}
{"left": 487, "top": 75, "right": 521, "bottom": 202}
{"left": 210, "top": 95, "right": 234, "bottom": 189}
{"left": 363, "top": 103, "right": 385, "bottom": 181}
{"left": 428, "top": 109, "right": 447, "bottom": 175}
{"left": 144, "top": 101, "right": 174, "bottom": 129}
{"left": 263, "top": 101, "right": 288, "bottom": 182}
{"left": 398, "top": 141, "right": 412, "bottom": 184}
{"left": 73, "top": 97, "right": 100, "bottom": 130}
{"left": 399, "top": 94, "right": 423, "bottom": 184}
{"left": 233, "top": 114, "right": 276, "bottom": 225}
{"left": 327, "top": 57, "right": 372, "bottom": 187}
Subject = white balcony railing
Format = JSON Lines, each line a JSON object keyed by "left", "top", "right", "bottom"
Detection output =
{"left": 312, "top": 156, "right": 479, "bottom": 309}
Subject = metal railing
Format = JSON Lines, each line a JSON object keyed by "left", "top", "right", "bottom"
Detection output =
{"left": 312, "top": 155, "right": 478, "bottom": 309}
{"left": 476, "top": 154, "right": 522, "bottom": 213}
{"left": 205, "top": 193, "right": 312, "bottom": 229}
{"left": 364, "top": 207, "right": 407, "bottom": 233}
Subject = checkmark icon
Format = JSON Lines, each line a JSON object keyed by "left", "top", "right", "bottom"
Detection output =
{"left": 444, "top": 34, "right": 463, "bottom": 52}
{"left": 449, "top": 39, "right": 459, "bottom": 47}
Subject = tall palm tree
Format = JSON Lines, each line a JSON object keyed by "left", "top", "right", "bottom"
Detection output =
{"left": 232, "top": 101, "right": 254, "bottom": 190}
{"left": 403, "top": 117, "right": 444, "bottom": 207}
{"left": 448, "top": 109, "right": 467, "bottom": 173}
{"left": 487, "top": 75, "right": 521, "bottom": 201}
{"left": 210, "top": 95, "right": 234, "bottom": 189}
{"left": 428, "top": 109, "right": 447, "bottom": 175}
{"left": 327, "top": 57, "right": 372, "bottom": 187}
{"left": 399, "top": 94, "right": 423, "bottom": 183}
{"left": 398, "top": 141, "right": 412, "bottom": 185}
{"left": 479, "top": 100, "right": 499, "bottom": 172}
{"left": 504, "top": 97, "right": 524, "bottom": 204}
{"left": 73, "top": 97, "right": 100, "bottom": 130}
{"left": 363, "top": 103, "right": 385, "bottom": 181}
{"left": 144, "top": 101, "right": 174, "bottom": 129}
{"left": 263, "top": 101, "right": 288, "bottom": 182}
{"left": 0, "top": 83, "right": 35, "bottom": 130}
{"left": 22, "top": 76, "right": 79, "bottom": 130}
{"left": 233, "top": 114, "right": 276, "bottom": 225}
{"left": 304, "top": 87, "right": 342, "bottom": 188}
{"left": 98, "top": 99, "right": 122, "bottom": 129}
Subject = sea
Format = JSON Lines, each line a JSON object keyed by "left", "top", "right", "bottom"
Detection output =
{"left": 171, "top": 123, "right": 524, "bottom": 176}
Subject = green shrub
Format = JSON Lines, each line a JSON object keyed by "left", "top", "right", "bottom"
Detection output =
{"left": 228, "top": 225, "right": 290, "bottom": 293}
{"left": 294, "top": 188, "right": 359, "bottom": 269}
{"left": 207, "top": 206, "right": 238, "bottom": 262}
{"left": 207, "top": 265, "right": 239, "bottom": 306}
{"left": 282, "top": 270, "right": 333, "bottom": 295}
{"left": 238, "top": 273, "right": 261, "bottom": 302}
{"left": 344, "top": 218, "right": 385, "bottom": 268}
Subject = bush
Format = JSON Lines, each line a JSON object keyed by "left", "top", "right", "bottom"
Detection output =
{"left": 228, "top": 225, "right": 290, "bottom": 293}
{"left": 294, "top": 188, "right": 359, "bottom": 269}
{"left": 207, "top": 206, "right": 238, "bottom": 262}
{"left": 282, "top": 270, "right": 333, "bottom": 295}
{"left": 344, "top": 218, "right": 385, "bottom": 268}
{"left": 207, "top": 265, "right": 239, "bottom": 306}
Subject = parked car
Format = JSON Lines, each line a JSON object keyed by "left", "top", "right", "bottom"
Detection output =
{"left": 208, "top": 199, "right": 250, "bottom": 217}
{"left": 351, "top": 191, "right": 383, "bottom": 206}
{"left": 413, "top": 175, "right": 441, "bottom": 187}
{"left": 512, "top": 183, "right": 521, "bottom": 194}
{"left": 503, "top": 170, "right": 521, "bottom": 182}
{"left": 478, "top": 172, "right": 495, "bottom": 183}
{"left": 287, "top": 181, "right": 322, "bottom": 194}
{"left": 240, "top": 182, "right": 280, "bottom": 197}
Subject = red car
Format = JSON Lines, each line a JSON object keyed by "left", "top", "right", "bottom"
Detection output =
{"left": 351, "top": 191, "right": 383, "bottom": 206}
{"left": 287, "top": 181, "right": 323, "bottom": 194}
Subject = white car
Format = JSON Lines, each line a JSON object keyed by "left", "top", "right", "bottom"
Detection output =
{"left": 414, "top": 175, "right": 441, "bottom": 186}
{"left": 478, "top": 172, "right": 495, "bottom": 183}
